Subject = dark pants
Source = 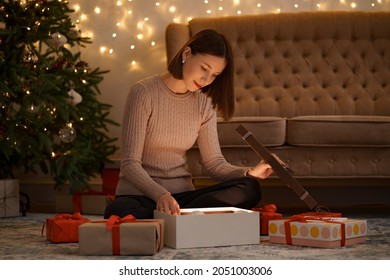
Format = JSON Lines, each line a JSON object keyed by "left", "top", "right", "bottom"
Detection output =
{"left": 104, "top": 177, "right": 261, "bottom": 219}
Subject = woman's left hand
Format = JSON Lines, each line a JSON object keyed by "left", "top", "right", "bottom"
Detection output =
{"left": 247, "top": 154, "right": 286, "bottom": 179}
{"left": 247, "top": 160, "right": 273, "bottom": 179}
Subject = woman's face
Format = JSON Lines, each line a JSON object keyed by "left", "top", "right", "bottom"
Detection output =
{"left": 181, "top": 48, "right": 226, "bottom": 92}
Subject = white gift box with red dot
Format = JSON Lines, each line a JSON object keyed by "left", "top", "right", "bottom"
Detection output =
{"left": 268, "top": 219, "right": 367, "bottom": 248}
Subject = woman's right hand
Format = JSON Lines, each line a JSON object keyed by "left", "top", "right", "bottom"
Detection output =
{"left": 156, "top": 192, "right": 181, "bottom": 215}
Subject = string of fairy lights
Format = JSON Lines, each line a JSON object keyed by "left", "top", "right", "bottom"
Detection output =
{"left": 68, "top": 0, "right": 388, "bottom": 71}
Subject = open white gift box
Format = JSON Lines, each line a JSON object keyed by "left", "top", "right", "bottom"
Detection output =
{"left": 154, "top": 207, "right": 260, "bottom": 249}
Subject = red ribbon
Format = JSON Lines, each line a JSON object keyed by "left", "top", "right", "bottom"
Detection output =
{"left": 253, "top": 204, "right": 278, "bottom": 213}
{"left": 95, "top": 215, "right": 163, "bottom": 256}
{"left": 259, "top": 204, "right": 278, "bottom": 212}
{"left": 284, "top": 215, "right": 346, "bottom": 246}
{"left": 42, "top": 212, "right": 89, "bottom": 236}
{"left": 53, "top": 212, "right": 88, "bottom": 221}
{"left": 105, "top": 215, "right": 136, "bottom": 255}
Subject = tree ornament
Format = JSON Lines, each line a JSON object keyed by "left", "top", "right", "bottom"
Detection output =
{"left": 52, "top": 57, "right": 71, "bottom": 70}
{"left": 68, "top": 28, "right": 80, "bottom": 40}
{"left": 75, "top": 60, "right": 90, "bottom": 71}
{"left": 47, "top": 32, "right": 67, "bottom": 49}
{"left": 22, "top": 50, "right": 38, "bottom": 69}
{"left": 59, "top": 123, "right": 77, "bottom": 143}
{"left": 67, "top": 89, "right": 82, "bottom": 105}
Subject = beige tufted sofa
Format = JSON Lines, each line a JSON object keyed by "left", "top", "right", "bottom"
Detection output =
{"left": 165, "top": 11, "right": 390, "bottom": 197}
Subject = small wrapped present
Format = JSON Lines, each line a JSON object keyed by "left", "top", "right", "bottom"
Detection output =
{"left": 44, "top": 212, "right": 90, "bottom": 243}
{"left": 55, "top": 190, "right": 114, "bottom": 215}
{"left": 1, "top": 179, "right": 20, "bottom": 218}
{"left": 269, "top": 215, "right": 367, "bottom": 248}
{"left": 79, "top": 215, "right": 164, "bottom": 255}
{"left": 252, "top": 204, "right": 283, "bottom": 236}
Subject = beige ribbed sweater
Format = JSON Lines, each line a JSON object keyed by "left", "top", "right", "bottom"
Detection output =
{"left": 116, "top": 75, "right": 248, "bottom": 201}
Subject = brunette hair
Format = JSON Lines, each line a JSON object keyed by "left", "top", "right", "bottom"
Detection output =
{"left": 168, "top": 29, "right": 235, "bottom": 121}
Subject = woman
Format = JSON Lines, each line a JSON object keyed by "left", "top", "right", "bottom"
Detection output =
{"left": 104, "top": 29, "right": 276, "bottom": 219}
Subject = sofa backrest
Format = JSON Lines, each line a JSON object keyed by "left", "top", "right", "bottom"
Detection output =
{"left": 166, "top": 12, "right": 390, "bottom": 118}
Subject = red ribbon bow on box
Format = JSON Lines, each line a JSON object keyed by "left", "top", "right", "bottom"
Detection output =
{"left": 41, "top": 212, "right": 89, "bottom": 238}
{"left": 259, "top": 204, "right": 278, "bottom": 212}
{"left": 53, "top": 212, "right": 88, "bottom": 221}
{"left": 253, "top": 204, "right": 283, "bottom": 236}
{"left": 103, "top": 215, "right": 163, "bottom": 255}
{"left": 106, "top": 214, "right": 136, "bottom": 231}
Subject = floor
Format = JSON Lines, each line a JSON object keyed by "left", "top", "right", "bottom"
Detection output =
{"left": 1, "top": 212, "right": 389, "bottom": 260}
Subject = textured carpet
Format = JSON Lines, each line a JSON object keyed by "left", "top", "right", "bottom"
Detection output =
{"left": 0, "top": 213, "right": 389, "bottom": 260}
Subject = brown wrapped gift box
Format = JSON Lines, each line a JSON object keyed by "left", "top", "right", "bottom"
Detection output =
{"left": 1, "top": 179, "right": 20, "bottom": 218}
{"left": 79, "top": 215, "right": 164, "bottom": 255}
{"left": 55, "top": 193, "right": 114, "bottom": 215}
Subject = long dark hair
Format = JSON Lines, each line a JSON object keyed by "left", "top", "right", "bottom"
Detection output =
{"left": 168, "top": 29, "right": 235, "bottom": 121}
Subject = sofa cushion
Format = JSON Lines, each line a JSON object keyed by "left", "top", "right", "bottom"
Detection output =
{"left": 185, "top": 12, "right": 390, "bottom": 119}
{"left": 287, "top": 115, "right": 390, "bottom": 147}
{"left": 217, "top": 116, "right": 286, "bottom": 147}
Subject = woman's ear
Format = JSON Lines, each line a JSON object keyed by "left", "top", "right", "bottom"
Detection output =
{"left": 182, "top": 47, "right": 191, "bottom": 63}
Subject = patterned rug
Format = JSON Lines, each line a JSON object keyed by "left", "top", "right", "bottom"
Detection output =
{"left": 1, "top": 213, "right": 389, "bottom": 260}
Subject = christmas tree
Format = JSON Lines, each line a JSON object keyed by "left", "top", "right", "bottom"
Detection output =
{"left": 0, "top": 0, "right": 118, "bottom": 193}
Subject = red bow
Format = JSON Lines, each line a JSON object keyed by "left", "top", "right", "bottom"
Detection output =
{"left": 101, "top": 215, "right": 163, "bottom": 255}
{"left": 53, "top": 212, "right": 87, "bottom": 221}
{"left": 258, "top": 204, "right": 277, "bottom": 212}
{"left": 106, "top": 214, "right": 136, "bottom": 231}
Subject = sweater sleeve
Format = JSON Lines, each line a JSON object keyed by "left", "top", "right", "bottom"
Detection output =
{"left": 120, "top": 83, "right": 169, "bottom": 201}
{"left": 196, "top": 102, "right": 248, "bottom": 181}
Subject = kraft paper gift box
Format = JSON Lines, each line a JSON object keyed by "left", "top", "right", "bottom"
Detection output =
{"left": 55, "top": 191, "right": 114, "bottom": 215}
{"left": 45, "top": 212, "right": 90, "bottom": 243}
{"left": 79, "top": 215, "right": 164, "bottom": 256}
{"left": 268, "top": 217, "right": 367, "bottom": 248}
{"left": 154, "top": 207, "right": 260, "bottom": 249}
{"left": 1, "top": 179, "right": 20, "bottom": 218}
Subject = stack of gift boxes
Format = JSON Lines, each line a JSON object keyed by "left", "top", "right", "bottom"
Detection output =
{"left": 46, "top": 194, "right": 367, "bottom": 255}
{"left": 44, "top": 207, "right": 261, "bottom": 255}
{"left": 44, "top": 212, "right": 164, "bottom": 255}
{"left": 48, "top": 165, "right": 166, "bottom": 256}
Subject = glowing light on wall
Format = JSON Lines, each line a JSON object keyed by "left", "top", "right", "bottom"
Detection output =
{"left": 68, "top": 0, "right": 389, "bottom": 72}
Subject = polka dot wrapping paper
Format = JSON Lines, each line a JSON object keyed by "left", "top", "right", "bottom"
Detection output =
{"left": 269, "top": 218, "right": 367, "bottom": 248}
